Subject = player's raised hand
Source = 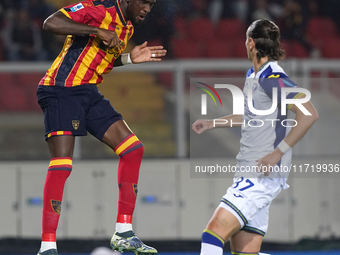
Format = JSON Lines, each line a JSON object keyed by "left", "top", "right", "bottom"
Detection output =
{"left": 97, "top": 28, "right": 121, "bottom": 51}
{"left": 192, "top": 119, "right": 214, "bottom": 134}
{"left": 130, "top": 41, "right": 167, "bottom": 63}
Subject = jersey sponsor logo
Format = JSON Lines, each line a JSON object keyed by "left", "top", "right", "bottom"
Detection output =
{"left": 72, "top": 120, "right": 80, "bottom": 130}
{"left": 98, "top": 40, "right": 125, "bottom": 58}
{"left": 268, "top": 74, "right": 280, "bottom": 78}
{"left": 70, "top": 3, "right": 84, "bottom": 12}
{"left": 51, "top": 200, "right": 62, "bottom": 215}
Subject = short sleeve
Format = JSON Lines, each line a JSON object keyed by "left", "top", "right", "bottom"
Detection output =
{"left": 60, "top": 1, "right": 105, "bottom": 25}
{"left": 259, "top": 71, "right": 299, "bottom": 100}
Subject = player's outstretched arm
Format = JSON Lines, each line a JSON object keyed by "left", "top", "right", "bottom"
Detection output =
{"left": 257, "top": 97, "right": 319, "bottom": 175}
{"left": 130, "top": 41, "right": 167, "bottom": 63}
{"left": 192, "top": 114, "right": 243, "bottom": 134}
{"left": 43, "top": 11, "right": 120, "bottom": 49}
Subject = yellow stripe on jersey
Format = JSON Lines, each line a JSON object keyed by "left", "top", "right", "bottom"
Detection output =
{"left": 287, "top": 92, "right": 306, "bottom": 110}
{"left": 203, "top": 229, "right": 225, "bottom": 245}
{"left": 115, "top": 136, "right": 139, "bottom": 156}
{"left": 60, "top": 8, "right": 71, "bottom": 19}
{"left": 88, "top": 10, "right": 116, "bottom": 84}
{"left": 91, "top": 12, "right": 126, "bottom": 83}
{"left": 71, "top": 9, "right": 114, "bottom": 85}
{"left": 268, "top": 74, "right": 280, "bottom": 78}
{"left": 49, "top": 158, "right": 73, "bottom": 167}
{"left": 43, "top": 36, "right": 73, "bottom": 85}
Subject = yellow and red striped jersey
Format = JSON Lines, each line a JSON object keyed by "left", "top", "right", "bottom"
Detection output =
{"left": 39, "top": 0, "right": 134, "bottom": 87}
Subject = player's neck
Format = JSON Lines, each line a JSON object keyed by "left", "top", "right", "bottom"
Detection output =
{"left": 253, "top": 57, "right": 270, "bottom": 75}
{"left": 118, "top": 0, "right": 128, "bottom": 21}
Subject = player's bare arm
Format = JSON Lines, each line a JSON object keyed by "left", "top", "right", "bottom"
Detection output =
{"left": 192, "top": 114, "right": 243, "bottom": 134}
{"left": 43, "top": 11, "right": 120, "bottom": 49}
{"left": 257, "top": 97, "right": 319, "bottom": 175}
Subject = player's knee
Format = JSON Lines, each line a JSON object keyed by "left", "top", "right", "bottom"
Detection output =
{"left": 114, "top": 134, "right": 144, "bottom": 158}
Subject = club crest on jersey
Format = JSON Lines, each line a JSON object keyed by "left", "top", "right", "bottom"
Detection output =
{"left": 133, "top": 184, "right": 138, "bottom": 196}
{"left": 51, "top": 200, "right": 62, "bottom": 215}
{"left": 98, "top": 40, "right": 126, "bottom": 58}
{"left": 70, "top": 3, "right": 84, "bottom": 12}
{"left": 72, "top": 120, "right": 80, "bottom": 130}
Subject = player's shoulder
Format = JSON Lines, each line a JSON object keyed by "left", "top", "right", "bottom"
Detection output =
{"left": 92, "top": 0, "right": 117, "bottom": 8}
{"left": 246, "top": 67, "right": 255, "bottom": 78}
{"left": 259, "top": 61, "right": 289, "bottom": 79}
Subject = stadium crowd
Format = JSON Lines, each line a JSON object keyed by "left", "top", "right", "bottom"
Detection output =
{"left": 0, "top": 0, "right": 340, "bottom": 61}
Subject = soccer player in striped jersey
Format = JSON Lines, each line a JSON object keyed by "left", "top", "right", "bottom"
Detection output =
{"left": 192, "top": 20, "right": 319, "bottom": 255}
{"left": 36, "top": 1, "right": 165, "bottom": 255}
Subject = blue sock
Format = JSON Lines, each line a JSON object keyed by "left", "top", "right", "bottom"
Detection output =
{"left": 200, "top": 229, "right": 225, "bottom": 255}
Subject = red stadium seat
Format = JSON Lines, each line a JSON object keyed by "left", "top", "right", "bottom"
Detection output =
{"left": 145, "top": 39, "right": 163, "bottom": 47}
{"left": 291, "top": 41, "right": 309, "bottom": 58}
{"left": 157, "top": 72, "right": 173, "bottom": 89}
{"left": 0, "top": 85, "right": 29, "bottom": 112}
{"left": 188, "top": 17, "right": 215, "bottom": 43}
{"left": 174, "top": 16, "right": 187, "bottom": 38}
{"left": 231, "top": 39, "right": 247, "bottom": 58}
{"left": 204, "top": 40, "right": 233, "bottom": 58}
{"left": 171, "top": 38, "right": 203, "bottom": 59}
{"left": 307, "top": 17, "right": 338, "bottom": 48}
{"left": 321, "top": 37, "right": 340, "bottom": 58}
{"left": 216, "top": 18, "right": 246, "bottom": 42}
{"left": 280, "top": 40, "right": 292, "bottom": 58}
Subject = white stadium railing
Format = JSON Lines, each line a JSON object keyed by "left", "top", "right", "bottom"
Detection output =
{"left": 0, "top": 59, "right": 339, "bottom": 157}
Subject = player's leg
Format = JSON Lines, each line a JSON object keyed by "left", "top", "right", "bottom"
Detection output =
{"left": 200, "top": 207, "right": 241, "bottom": 255}
{"left": 101, "top": 120, "right": 157, "bottom": 254}
{"left": 36, "top": 85, "right": 88, "bottom": 255}
{"left": 86, "top": 85, "right": 156, "bottom": 253}
{"left": 230, "top": 230, "right": 263, "bottom": 255}
{"left": 102, "top": 119, "right": 139, "bottom": 229}
{"left": 39, "top": 136, "right": 75, "bottom": 255}
{"left": 230, "top": 196, "right": 273, "bottom": 255}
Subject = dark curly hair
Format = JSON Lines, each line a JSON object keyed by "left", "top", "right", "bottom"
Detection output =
{"left": 248, "top": 19, "right": 285, "bottom": 61}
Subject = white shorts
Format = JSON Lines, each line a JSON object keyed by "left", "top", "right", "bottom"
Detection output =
{"left": 219, "top": 176, "right": 282, "bottom": 236}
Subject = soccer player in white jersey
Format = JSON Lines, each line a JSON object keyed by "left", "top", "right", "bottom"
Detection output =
{"left": 192, "top": 19, "right": 319, "bottom": 255}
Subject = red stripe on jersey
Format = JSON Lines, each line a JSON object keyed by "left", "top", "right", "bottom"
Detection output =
{"left": 82, "top": 50, "right": 106, "bottom": 83}
{"left": 65, "top": 38, "right": 95, "bottom": 87}
{"left": 102, "top": 25, "right": 130, "bottom": 75}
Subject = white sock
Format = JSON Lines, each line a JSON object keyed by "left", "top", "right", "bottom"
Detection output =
{"left": 40, "top": 241, "right": 57, "bottom": 252}
{"left": 115, "top": 223, "right": 133, "bottom": 233}
{"left": 200, "top": 243, "right": 223, "bottom": 255}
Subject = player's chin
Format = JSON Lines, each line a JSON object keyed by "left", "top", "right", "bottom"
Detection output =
{"left": 131, "top": 17, "right": 144, "bottom": 26}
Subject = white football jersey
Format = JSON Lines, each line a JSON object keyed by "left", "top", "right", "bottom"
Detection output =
{"left": 235, "top": 61, "right": 301, "bottom": 189}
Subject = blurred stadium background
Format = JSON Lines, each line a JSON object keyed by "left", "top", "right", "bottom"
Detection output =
{"left": 1, "top": 0, "right": 340, "bottom": 254}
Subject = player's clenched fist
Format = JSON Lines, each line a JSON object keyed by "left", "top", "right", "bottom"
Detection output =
{"left": 192, "top": 119, "right": 213, "bottom": 134}
{"left": 97, "top": 28, "right": 121, "bottom": 50}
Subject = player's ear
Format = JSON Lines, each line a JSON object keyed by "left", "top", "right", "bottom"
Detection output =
{"left": 249, "top": 38, "right": 255, "bottom": 49}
